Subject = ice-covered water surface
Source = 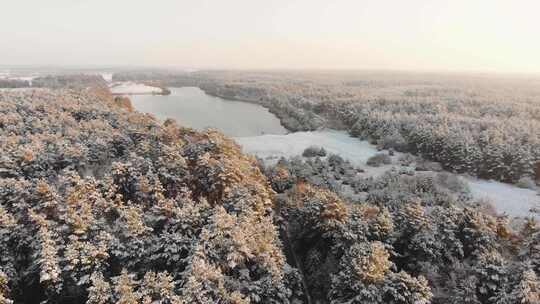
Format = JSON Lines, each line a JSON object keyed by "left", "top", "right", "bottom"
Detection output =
{"left": 466, "top": 178, "right": 540, "bottom": 219}
{"left": 236, "top": 130, "right": 540, "bottom": 218}
{"left": 110, "top": 82, "right": 161, "bottom": 94}
{"left": 235, "top": 130, "right": 379, "bottom": 166}
{"left": 129, "top": 88, "right": 539, "bottom": 219}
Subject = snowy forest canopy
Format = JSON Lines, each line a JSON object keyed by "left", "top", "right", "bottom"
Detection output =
{"left": 0, "top": 72, "right": 539, "bottom": 303}
{"left": 115, "top": 70, "right": 540, "bottom": 184}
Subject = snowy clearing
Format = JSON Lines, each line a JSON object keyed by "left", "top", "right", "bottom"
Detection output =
{"left": 466, "top": 177, "right": 540, "bottom": 219}
{"left": 236, "top": 129, "right": 540, "bottom": 219}
{"left": 109, "top": 82, "right": 161, "bottom": 95}
{"left": 235, "top": 130, "right": 379, "bottom": 166}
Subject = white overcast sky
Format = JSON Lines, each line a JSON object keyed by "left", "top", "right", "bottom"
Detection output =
{"left": 1, "top": 0, "right": 539, "bottom": 73}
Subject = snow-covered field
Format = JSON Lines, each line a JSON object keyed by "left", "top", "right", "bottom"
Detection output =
{"left": 235, "top": 130, "right": 379, "bottom": 165}
{"left": 126, "top": 87, "right": 540, "bottom": 219}
{"left": 466, "top": 178, "right": 540, "bottom": 219}
{"left": 100, "top": 73, "right": 113, "bottom": 82}
{"left": 235, "top": 129, "right": 540, "bottom": 219}
{"left": 109, "top": 82, "right": 161, "bottom": 95}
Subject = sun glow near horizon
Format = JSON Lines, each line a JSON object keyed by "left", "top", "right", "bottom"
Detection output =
{"left": 1, "top": 0, "right": 539, "bottom": 74}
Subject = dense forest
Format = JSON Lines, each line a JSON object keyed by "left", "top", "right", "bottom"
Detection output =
{"left": 0, "top": 78, "right": 539, "bottom": 303}
{"left": 0, "top": 88, "right": 301, "bottom": 303}
{"left": 187, "top": 71, "right": 540, "bottom": 184}
{"left": 115, "top": 70, "right": 540, "bottom": 184}
{"left": 31, "top": 75, "right": 108, "bottom": 90}
{"left": 0, "top": 80, "right": 30, "bottom": 89}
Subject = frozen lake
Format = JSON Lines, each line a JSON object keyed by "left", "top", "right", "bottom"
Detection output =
{"left": 235, "top": 130, "right": 379, "bottom": 165}
{"left": 237, "top": 132, "right": 539, "bottom": 218}
{"left": 131, "top": 87, "right": 540, "bottom": 219}
{"left": 110, "top": 82, "right": 162, "bottom": 95}
{"left": 466, "top": 177, "right": 540, "bottom": 219}
{"left": 130, "top": 87, "right": 287, "bottom": 137}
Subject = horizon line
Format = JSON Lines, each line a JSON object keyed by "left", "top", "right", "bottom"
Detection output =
{"left": 2, "top": 64, "right": 540, "bottom": 78}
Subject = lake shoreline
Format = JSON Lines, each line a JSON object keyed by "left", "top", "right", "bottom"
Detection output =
{"left": 200, "top": 87, "right": 332, "bottom": 132}
{"left": 109, "top": 81, "right": 170, "bottom": 96}
{"left": 131, "top": 85, "right": 540, "bottom": 220}
{"left": 130, "top": 87, "right": 288, "bottom": 137}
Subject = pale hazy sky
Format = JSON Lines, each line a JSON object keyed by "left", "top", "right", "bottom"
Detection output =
{"left": 1, "top": 0, "right": 539, "bottom": 73}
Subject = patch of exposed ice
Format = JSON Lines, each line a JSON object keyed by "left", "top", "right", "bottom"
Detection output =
{"left": 235, "top": 130, "right": 379, "bottom": 165}
{"left": 110, "top": 82, "right": 161, "bottom": 95}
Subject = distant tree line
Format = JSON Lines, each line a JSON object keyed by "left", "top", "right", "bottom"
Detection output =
{"left": 191, "top": 72, "right": 540, "bottom": 183}
{"left": 32, "top": 75, "right": 107, "bottom": 89}
{"left": 0, "top": 79, "right": 30, "bottom": 88}
{"left": 1, "top": 85, "right": 539, "bottom": 304}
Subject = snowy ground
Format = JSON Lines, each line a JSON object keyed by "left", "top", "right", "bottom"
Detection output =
{"left": 99, "top": 73, "right": 113, "bottom": 82}
{"left": 109, "top": 82, "right": 161, "bottom": 95}
{"left": 0, "top": 72, "right": 37, "bottom": 85}
{"left": 236, "top": 129, "right": 401, "bottom": 178}
{"left": 235, "top": 129, "right": 540, "bottom": 219}
{"left": 466, "top": 177, "right": 540, "bottom": 219}
{"left": 235, "top": 130, "right": 379, "bottom": 165}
